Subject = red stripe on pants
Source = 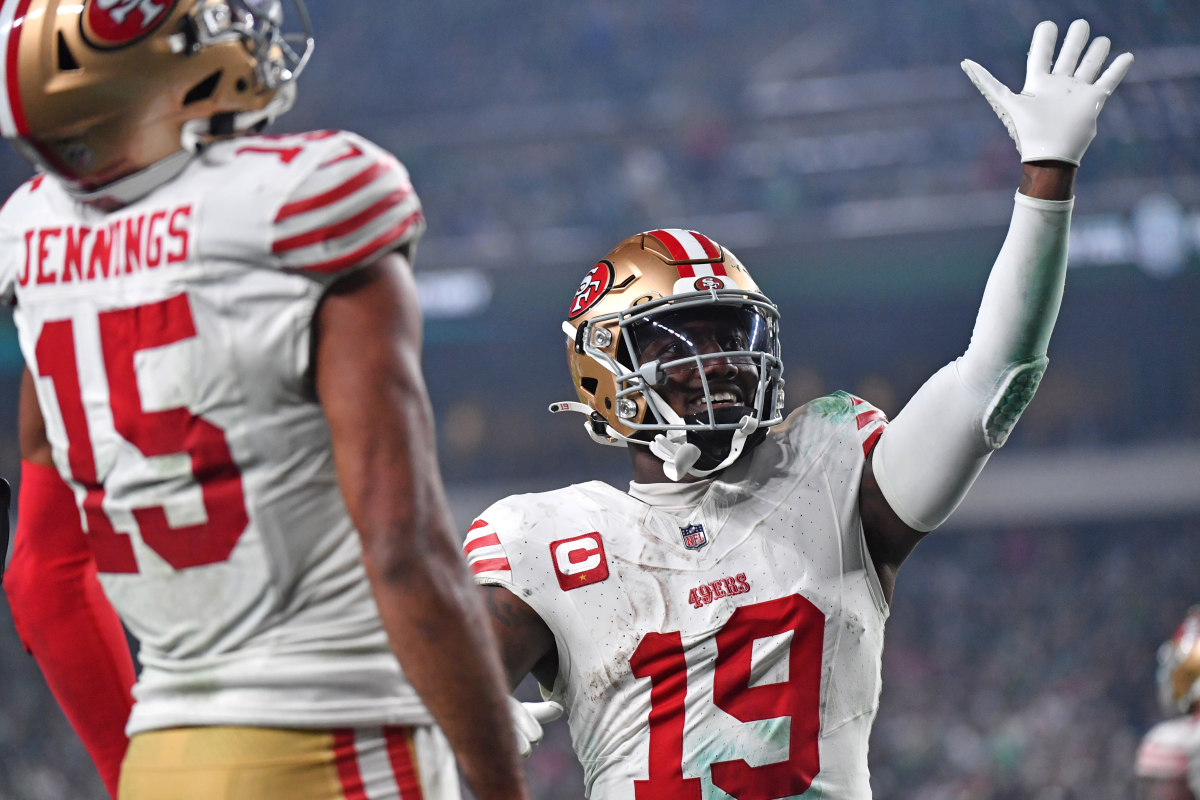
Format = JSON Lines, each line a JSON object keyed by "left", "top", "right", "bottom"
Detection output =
{"left": 333, "top": 729, "right": 369, "bottom": 800}
{"left": 384, "top": 727, "right": 424, "bottom": 799}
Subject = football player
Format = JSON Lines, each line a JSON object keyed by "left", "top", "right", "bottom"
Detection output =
{"left": 1136, "top": 606, "right": 1200, "bottom": 800}
{"left": 468, "top": 20, "right": 1133, "bottom": 799}
{"left": 0, "top": 2, "right": 530, "bottom": 799}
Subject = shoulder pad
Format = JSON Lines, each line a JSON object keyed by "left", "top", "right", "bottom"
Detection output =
{"left": 212, "top": 130, "right": 425, "bottom": 281}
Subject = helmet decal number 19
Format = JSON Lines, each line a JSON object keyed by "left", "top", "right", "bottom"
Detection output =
{"left": 629, "top": 594, "right": 824, "bottom": 799}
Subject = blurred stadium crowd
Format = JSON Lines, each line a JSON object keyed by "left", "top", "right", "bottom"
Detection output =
{"left": 1, "top": 0, "right": 1198, "bottom": 797}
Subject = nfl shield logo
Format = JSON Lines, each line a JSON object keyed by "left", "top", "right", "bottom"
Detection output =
{"left": 680, "top": 523, "right": 708, "bottom": 551}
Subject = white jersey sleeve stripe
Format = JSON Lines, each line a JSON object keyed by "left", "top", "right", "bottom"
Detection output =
{"left": 271, "top": 139, "right": 424, "bottom": 275}
{"left": 271, "top": 187, "right": 413, "bottom": 254}
{"left": 283, "top": 210, "right": 424, "bottom": 275}
{"left": 1136, "top": 742, "right": 1189, "bottom": 776}
{"left": 463, "top": 521, "right": 513, "bottom": 579}
{"left": 850, "top": 395, "right": 888, "bottom": 456}
{"left": 1135, "top": 718, "right": 1198, "bottom": 779}
{"left": 275, "top": 160, "right": 393, "bottom": 223}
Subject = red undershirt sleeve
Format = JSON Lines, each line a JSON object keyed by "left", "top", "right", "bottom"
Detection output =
{"left": 3, "top": 460, "right": 135, "bottom": 799}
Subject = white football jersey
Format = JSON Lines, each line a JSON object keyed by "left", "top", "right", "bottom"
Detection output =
{"left": 1136, "top": 713, "right": 1200, "bottom": 796}
{"left": 466, "top": 393, "right": 891, "bottom": 800}
{"left": 0, "top": 130, "right": 432, "bottom": 734}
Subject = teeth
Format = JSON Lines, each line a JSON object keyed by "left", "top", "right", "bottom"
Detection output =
{"left": 711, "top": 392, "right": 738, "bottom": 404}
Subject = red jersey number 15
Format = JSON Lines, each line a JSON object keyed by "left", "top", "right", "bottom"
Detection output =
{"left": 35, "top": 294, "right": 248, "bottom": 573}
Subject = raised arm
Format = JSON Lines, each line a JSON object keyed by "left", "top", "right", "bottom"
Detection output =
{"left": 861, "top": 20, "right": 1133, "bottom": 597}
{"left": 3, "top": 368, "right": 135, "bottom": 798}
{"left": 314, "top": 252, "right": 530, "bottom": 800}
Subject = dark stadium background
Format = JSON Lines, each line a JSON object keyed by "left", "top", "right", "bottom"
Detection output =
{"left": 1, "top": 2, "right": 1197, "bottom": 797}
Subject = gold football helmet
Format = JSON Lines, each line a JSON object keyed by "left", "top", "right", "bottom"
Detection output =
{"left": 0, "top": 0, "right": 313, "bottom": 195}
{"left": 1157, "top": 605, "right": 1200, "bottom": 716}
{"left": 552, "top": 228, "right": 784, "bottom": 480}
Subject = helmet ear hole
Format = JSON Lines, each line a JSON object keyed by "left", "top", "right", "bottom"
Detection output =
{"left": 56, "top": 32, "right": 80, "bottom": 71}
{"left": 580, "top": 377, "right": 598, "bottom": 395}
{"left": 183, "top": 71, "right": 223, "bottom": 105}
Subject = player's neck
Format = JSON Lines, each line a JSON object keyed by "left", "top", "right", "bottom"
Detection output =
{"left": 67, "top": 149, "right": 195, "bottom": 211}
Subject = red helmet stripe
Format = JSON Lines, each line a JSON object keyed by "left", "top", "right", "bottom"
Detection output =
{"left": 647, "top": 228, "right": 691, "bottom": 262}
{"left": 688, "top": 230, "right": 722, "bottom": 260}
{"left": 0, "top": 0, "right": 34, "bottom": 137}
{"left": 648, "top": 228, "right": 727, "bottom": 279}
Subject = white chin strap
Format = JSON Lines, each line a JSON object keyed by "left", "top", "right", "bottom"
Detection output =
{"left": 648, "top": 415, "right": 759, "bottom": 481}
{"left": 644, "top": 392, "right": 759, "bottom": 481}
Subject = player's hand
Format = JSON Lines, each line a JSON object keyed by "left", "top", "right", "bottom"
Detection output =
{"left": 961, "top": 19, "right": 1133, "bottom": 165}
{"left": 508, "top": 696, "right": 564, "bottom": 758}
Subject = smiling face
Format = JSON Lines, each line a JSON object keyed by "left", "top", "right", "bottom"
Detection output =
{"left": 629, "top": 306, "right": 769, "bottom": 423}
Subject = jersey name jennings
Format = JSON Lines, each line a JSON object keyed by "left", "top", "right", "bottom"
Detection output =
{"left": 16, "top": 201, "right": 192, "bottom": 286}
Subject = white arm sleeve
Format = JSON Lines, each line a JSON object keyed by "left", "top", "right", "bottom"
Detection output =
{"left": 872, "top": 192, "right": 1073, "bottom": 532}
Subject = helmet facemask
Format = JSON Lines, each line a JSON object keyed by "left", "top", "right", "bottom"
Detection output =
{"left": 176, "top": 0, "right": 313, "bottom": 153}
{"left": 554, "top": 229, "right": 786, "bottom": 481}
{"left": 564, "top": 289, "right": 785, "bottom": 480}
{"left": 182, "top": 0, "right": 313, "bottom": 94}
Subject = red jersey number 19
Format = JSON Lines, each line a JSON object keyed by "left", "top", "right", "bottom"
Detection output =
{"left": 629, "top": 594, "right": 824, "bottom": 800}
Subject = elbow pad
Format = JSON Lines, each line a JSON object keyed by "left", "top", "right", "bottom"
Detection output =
{"left": 982, "top": 357, "right": 1047, "bottom": 449}
{"left": 873, "top": 193, "right": 1071, "bottom": 532}
{"left": 873, "top": 357, "right": 1045, "bottom": 532}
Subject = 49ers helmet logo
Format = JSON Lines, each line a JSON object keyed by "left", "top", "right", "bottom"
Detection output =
{"left": 569, "top": 260, "right": 615, "bottom": 320}
{"left": 694, "top": 276, "right": 725, "bottom": 291}
{"left": 82, "top": 0, "right": 178, "bottom": 49}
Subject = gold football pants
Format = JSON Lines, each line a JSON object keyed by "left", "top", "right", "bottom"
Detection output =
{"left": 118, "top": 724, "right": 458, "bottom": 800}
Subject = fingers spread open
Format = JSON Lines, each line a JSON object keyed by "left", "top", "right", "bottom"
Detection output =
{"left": 1073, "top": 36, "right": 1110, "bottom": 82}
{"left": 1095, "top": 51, "right": 1135, "bottom": 96}
{"left": 1026, "top": 20, "right": 1059, "bottom": 81}
{"left": 1051, "top": 19, "right": 1090, "bottom": 76}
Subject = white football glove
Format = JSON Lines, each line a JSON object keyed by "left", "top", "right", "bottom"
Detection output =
{"left": 508, "top": 696, "right": 564, "bottom": 758}
{"left": 961, "top": 19, "right": 1133, "bottom": 165}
